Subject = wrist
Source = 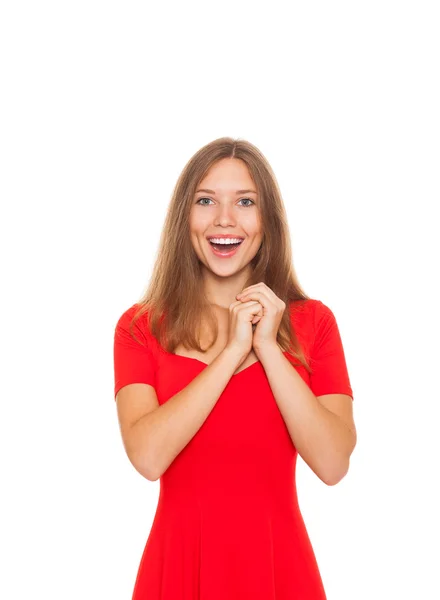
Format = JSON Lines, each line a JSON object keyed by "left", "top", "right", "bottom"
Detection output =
{"left": 254, "top": 342, "right": 282, "bottom": 359}
{"left": 223, "top": 344, "right": 249, "bottom": 363}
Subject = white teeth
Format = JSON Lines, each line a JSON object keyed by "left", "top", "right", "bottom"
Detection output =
{"left": 208, "top": 238, "right": 243, "bottom": 245}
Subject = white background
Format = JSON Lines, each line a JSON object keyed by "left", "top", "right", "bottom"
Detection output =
{"left": 1, "top": 1, "right": 439, "bottom": 598}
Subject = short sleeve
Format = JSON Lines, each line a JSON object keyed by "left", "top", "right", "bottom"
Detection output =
{"left": 113, "top": 305, "right": 156, "bottom": 400}
{"left": 309, "top": 300, "right": 354, "bottom": 401}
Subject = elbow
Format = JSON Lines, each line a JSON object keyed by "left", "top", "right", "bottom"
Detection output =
{"left": 138, "top": 451, "right": 162, "bottom": 482}
{"left": 323, "top": 472, "right": 346, "bottom": 487}
{"left": 323, "top": 435, "right": 357, "bottom": 486}
{"left": 145, "top": 461, "right": 161, "bottom": 481}
{"left": 140, "top": 461, "right": 160, "bottom": 482}
{"left": 136, "top": 449, "right": 163, "bottom": 482}
{"left": 125, "top": 444, "right": 159, "bottom": 482}
{"left": 127, "top": 453, "right": 157, "bottom": 482}
{"left": 322, "top": 459, "right": 350, "bottom": 486}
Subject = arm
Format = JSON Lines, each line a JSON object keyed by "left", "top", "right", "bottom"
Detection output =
{"left": 126, "top": 345, "right": 246, "bottom": 481}
{"left": 256, "top": 343, "right": 356, "bottom": 486}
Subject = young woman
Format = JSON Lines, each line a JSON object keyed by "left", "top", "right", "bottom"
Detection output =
{"left": 113, "top": 137, "right": 356, "bottom": 599}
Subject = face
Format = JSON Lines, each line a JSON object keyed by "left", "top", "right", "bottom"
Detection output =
{"left": 189, "top": 158, "right": 263, "bottom": 277}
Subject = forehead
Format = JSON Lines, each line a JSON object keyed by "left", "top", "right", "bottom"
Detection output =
{"left": 197, "top": 158, "right": 256, "bottom": 191}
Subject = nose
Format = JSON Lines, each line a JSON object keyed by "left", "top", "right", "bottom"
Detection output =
{"left": 214, "top": 202, "right": 237, "bottom": 226}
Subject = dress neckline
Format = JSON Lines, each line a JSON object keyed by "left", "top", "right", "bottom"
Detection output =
{"left": 171, "top": 351, "right": 289, "bottom": 377}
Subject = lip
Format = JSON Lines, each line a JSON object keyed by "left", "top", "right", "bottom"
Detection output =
{"left": 207, "top": 238, "right": 244, "bottom": 258}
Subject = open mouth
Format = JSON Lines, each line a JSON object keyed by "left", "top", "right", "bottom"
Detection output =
{"left": 207, "top": 239, "right": 244, "bottom": 256}
{"left": 209, "top": 240, "right": 242, "bottom": 252}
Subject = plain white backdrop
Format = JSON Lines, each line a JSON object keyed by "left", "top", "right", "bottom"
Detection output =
{"left": 1, "top": 1, "right": 439, "bottom": 598}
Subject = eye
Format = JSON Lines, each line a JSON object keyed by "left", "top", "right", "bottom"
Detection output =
{"left": 196, "top": 197, "right": 255, "bottom": 207}
{"left": 196, "top": 197, "right": 213, "bottom": 206}
{"left": 239, "top": 198, "right": 255, "bottom": 207}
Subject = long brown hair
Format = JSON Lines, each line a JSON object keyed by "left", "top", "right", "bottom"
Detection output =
{"left": 130, "top": 137, "right": 312, "bottom": 372}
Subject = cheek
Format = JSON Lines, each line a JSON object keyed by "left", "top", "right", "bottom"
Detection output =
{"left": 244, "top": 210, "right": 262, "bottom": 229}
{"left": 190, "top": 211, "right": 211, "bottom": 232}
{"left": 246, "top": 216, "right": 263, "bottom": 238}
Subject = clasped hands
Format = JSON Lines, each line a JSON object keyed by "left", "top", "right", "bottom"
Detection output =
{"left": 235, "top": 282, "right": 286, "bottom": 354}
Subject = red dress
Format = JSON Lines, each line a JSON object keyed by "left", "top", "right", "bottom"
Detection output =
{"left": 113, "top": 298, "right": 354, "bottom": 600}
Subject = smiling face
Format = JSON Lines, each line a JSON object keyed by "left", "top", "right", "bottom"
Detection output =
{"left": 189, "top": 158, "right": 263, "bottom": 279}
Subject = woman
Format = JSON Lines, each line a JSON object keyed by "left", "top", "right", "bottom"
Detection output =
{"left": 113, "top": 137, "right": 356, "bottom": 599}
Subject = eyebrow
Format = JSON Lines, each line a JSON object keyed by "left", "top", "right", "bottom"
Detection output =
{"left": 195, "top": 188, "right": 258, "bottom": 195}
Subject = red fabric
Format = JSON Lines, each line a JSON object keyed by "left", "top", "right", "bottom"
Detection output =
{"left": 113, "top": 299, "right": 354, "bottom": 599}
{"left": 114, "top": 307, "right": 156, "bottom": 396}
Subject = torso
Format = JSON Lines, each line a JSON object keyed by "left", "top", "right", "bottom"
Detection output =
{"left": 172, "top": 307, "right": 260, "bottom": 376}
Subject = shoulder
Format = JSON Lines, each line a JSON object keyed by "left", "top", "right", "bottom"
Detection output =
{"left": 116, "top": 303, "right": 142, "bottom": 329}
{"left": 288, "top": 298, "right": 338, "bottom": 344}
{"left": 288, "top": 297, "right": 322, "bottom": 324}
{"left": 289, "top": 298, "right": 334, "bottom": 322}
{"left": 116, "top": 303, "right": 137, "bottom": 324}
{"left": 115, "top": 303, "right": 155, "bottom": 346}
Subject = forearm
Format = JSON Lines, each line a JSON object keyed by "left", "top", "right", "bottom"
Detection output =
{"left": 129, "top": 346, "right": 246, "bottom": 481}
{"left": 257, "top": 344, "right": 356, "bottom": 485}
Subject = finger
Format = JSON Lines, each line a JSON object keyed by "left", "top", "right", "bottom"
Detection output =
{"left": 238, "top": 284, "right": 279, "bottom": 304}
{"left": 237, "top": 283, "right": 262, "bottom": 297}
{"left": 238, "top": 299, "right": 264, "bottom": 316}
{"left": 238, "top": 291, "right": 272, "bottom": 310}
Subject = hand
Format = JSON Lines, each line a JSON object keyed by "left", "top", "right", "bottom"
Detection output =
{"left": 235, "top": 283, "right": 286, "bottom": 353}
